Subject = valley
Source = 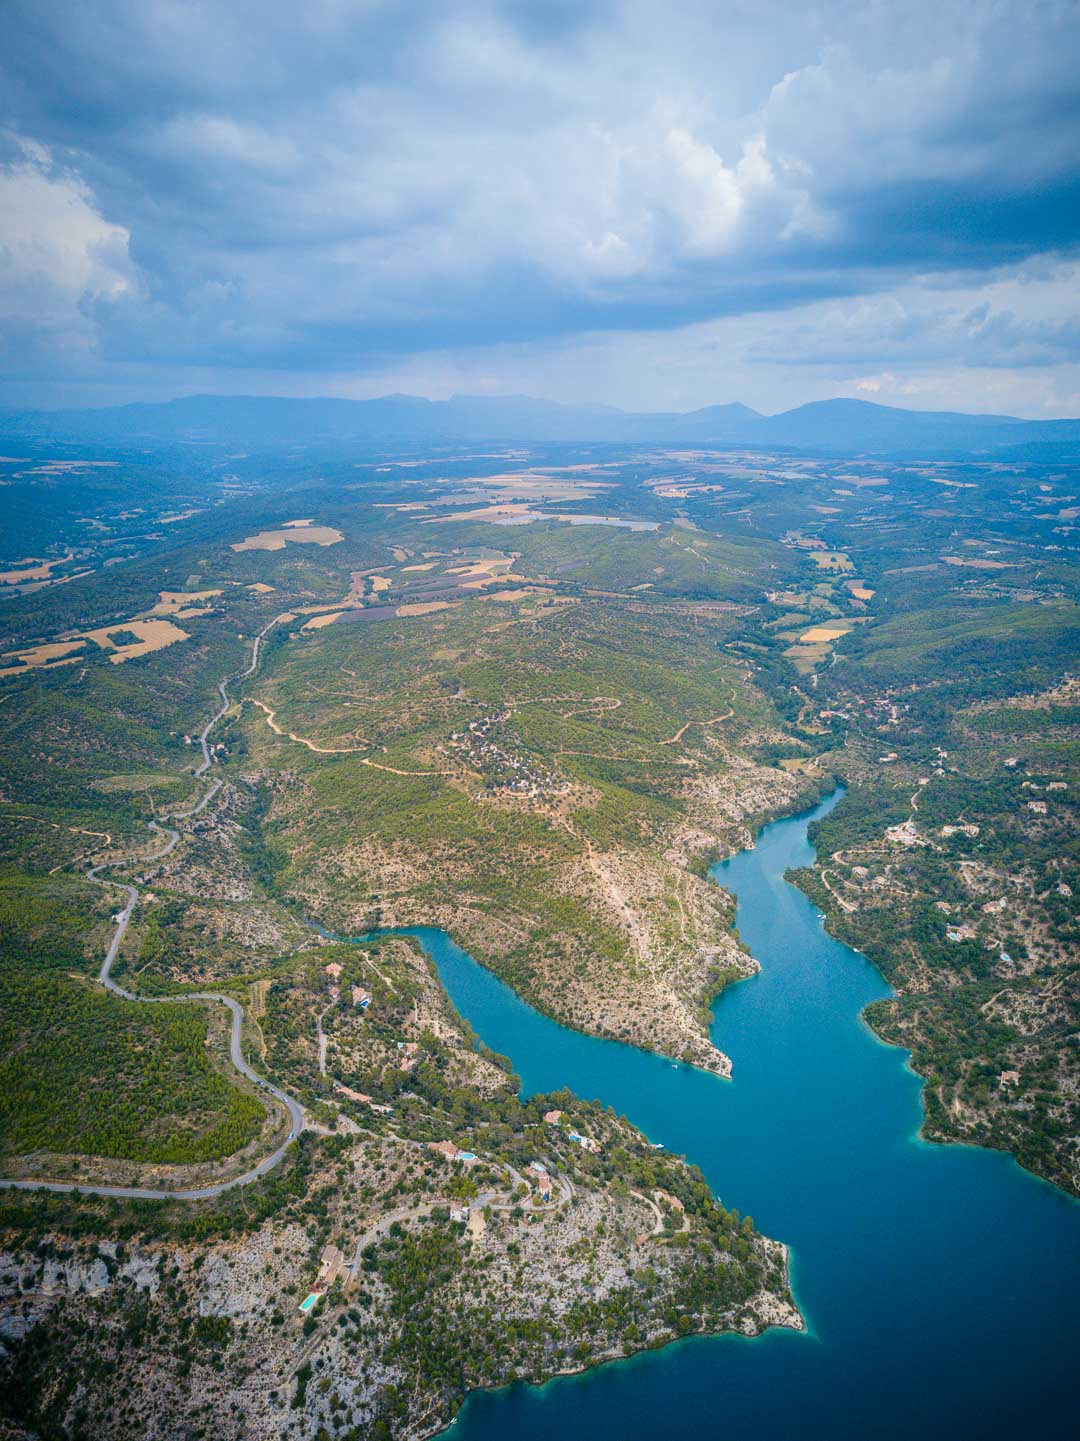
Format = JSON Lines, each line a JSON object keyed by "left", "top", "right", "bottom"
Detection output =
{"left": 0, "top": 412, "right": 1076, "bottom": 1441}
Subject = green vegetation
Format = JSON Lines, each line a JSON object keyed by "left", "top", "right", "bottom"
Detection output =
{"left": 0, "top": 871, "right": 265, "bottom": 1167}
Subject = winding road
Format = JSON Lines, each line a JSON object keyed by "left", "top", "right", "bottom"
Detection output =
{"left": 0, "top": 615, "right": 308, "bottom": 1203}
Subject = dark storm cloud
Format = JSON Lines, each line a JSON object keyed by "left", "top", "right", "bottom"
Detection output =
{"left": 1, "top": 0, "right": 1078, "bottom": 379}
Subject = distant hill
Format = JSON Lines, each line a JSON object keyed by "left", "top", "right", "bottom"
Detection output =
{"left": 2, "top": 392, "right": 1078, "bottom": 455}
{"left": 750, "top": 398, "right": 1080, "bottom": 454}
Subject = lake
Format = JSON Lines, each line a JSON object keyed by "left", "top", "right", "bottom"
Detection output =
{"left": 376, "top": 792, "right": 1078, "bottom": 1441}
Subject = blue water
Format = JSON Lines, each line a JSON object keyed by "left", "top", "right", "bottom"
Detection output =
{"left": 371, "top": 793, "right": 1078, "bottom": 1440}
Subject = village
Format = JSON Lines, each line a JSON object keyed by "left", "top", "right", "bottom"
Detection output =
{"left": 447, "top": 707, "right": 570, "bottom": 800}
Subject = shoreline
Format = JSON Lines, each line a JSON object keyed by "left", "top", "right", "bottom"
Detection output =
{"left": 419, "top": 1278, "right": 805, "bottom": 1441}
{"left": 787, "top": 845, "right": 1080, "bottom": 1205}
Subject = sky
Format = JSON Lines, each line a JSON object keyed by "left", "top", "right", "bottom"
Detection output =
{"left": 1, "top": 0, "right": 1079, "bottom": 416}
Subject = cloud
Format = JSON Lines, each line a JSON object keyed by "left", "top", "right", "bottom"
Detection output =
{"left": 0, "top": 0, "right": 1077, "bottom": 400}
{"left": 0, "top": 134, "right": 137, "bottom": 365}
{"left": 742, "top": 258, "right": 1080, "bottom": 370}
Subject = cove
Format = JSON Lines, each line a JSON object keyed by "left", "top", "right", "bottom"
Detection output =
{"left": 374, "top": 792, "right": 1078, "bottom": 1441}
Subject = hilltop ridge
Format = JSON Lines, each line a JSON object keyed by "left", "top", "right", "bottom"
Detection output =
{"left": 4, "top": 392, "right": 1079, "bottom": 455}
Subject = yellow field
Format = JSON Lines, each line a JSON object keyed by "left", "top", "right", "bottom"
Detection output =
{"left": 301, "top": 611, "right": 343, "bottom": 631}
{"left": 396, "top": 601, "right": 453, "bottom": 617}
{"left": 231, "top": 522, "right": 344, "bottom": 551}
{"left": 447, "top": 555, "right": 514, "bottom": 579}
{"left": 149, "top": 588, "right": 222, "bottom": 615}
{"left": 0, "top": 639, "right": 87, "bottom": 676}
{"left": 0, "top": 553, "right": 74, "bottom": 585}
{"left": 809, "top": 551, "right": 854, "bottom": 571}
{"left": 799, "top": 622, "right": 852, "bottom": 643}
{"left": 84, "top": 618, "right": 190, "bottom": 663}
{"left": 480, "top": 588, "right": 539, "bottom": 603}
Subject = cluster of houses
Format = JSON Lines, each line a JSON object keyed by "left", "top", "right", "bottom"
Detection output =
{"left": 325, "top": 960, "right": 372, "bottom": 1010}
{"left": 884, "top": 818, "right": 921, "bottom": 848}
{"left": 1022, "top": 782, "right": 1066, "bottom": 817}
{"left": 448, "top": 709, "right": 566, "bottom": 800}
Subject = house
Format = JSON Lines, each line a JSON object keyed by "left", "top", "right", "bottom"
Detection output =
{"left": 429, "top": 1140, "right": 461, "bottom": 1161}
{"left": 329, "top": 984, "right": 340, "bottom": 1000}
{"left": 351, "top": 985, "right": 372, "bottom": 1010}
{"left": 333, "top": 1080, "right": 393, "bottom": 1114}
{"left": 999, "top": 1070, "right": 1021, "bottom": 1088}
{"left": 315, "top": 1244, "right": 345, "bottom": 1289}
{"left": 325, "top": 962, "right": 343, "bottom": 980}
{"left": 567, "top": 1131, "right": 601, "bottom": 1155}
{"left": 653, "top": 1188, "right": 685, "bottom": 1214}
{"left": 543, "top": 1109, "right": 563, "bottom": 1124}
{"left": 528, "top": 1162, "right": 552, "bottom": 1200}
{"left": 1027, "top": 800, "right": 1048, "bottom": 815}
{"left": 449, "top": 1204, "right": 470, "bottom": 1224}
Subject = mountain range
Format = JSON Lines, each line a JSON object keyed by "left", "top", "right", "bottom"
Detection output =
{"left": 3, "top": 393, "right": 1079, "bottom": 456}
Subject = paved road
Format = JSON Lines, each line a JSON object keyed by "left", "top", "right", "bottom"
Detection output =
{"left": 0, "top": 617, "right": 307, "bottom": 1203}
{"left": 195, "top": 615, "right": 277, "bottom": 775}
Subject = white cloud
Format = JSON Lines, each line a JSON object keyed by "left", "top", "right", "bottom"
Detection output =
{"left": 0, "top": 135, "right": 137, "bottom": 359}
{"left": 0, "top": 1, "right": 1077, "bottom": 403}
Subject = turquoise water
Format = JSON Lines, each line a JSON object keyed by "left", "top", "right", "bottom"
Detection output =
{"left": 299, "top": 1293, "right": 320, "bottom": 1313}
{"left": 372, "top": 792, "right": 1078, "bottom": 1439}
